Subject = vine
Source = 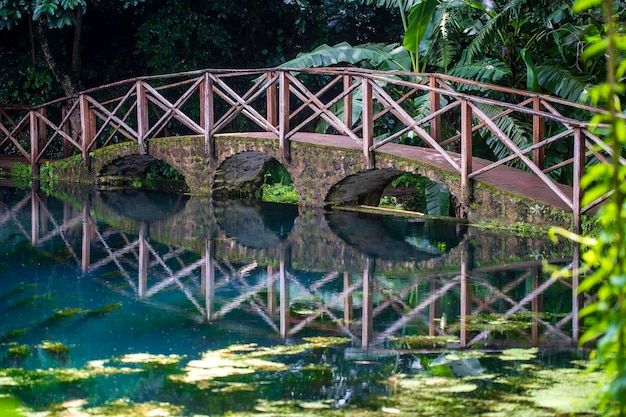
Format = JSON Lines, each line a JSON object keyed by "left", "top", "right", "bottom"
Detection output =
{"left": 550, "top": 1, "right": 626, "bottom": 415}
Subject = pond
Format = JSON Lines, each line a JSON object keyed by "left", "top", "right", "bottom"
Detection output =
{"left": 0, "top": 184, "right": 600, "bottom": 416}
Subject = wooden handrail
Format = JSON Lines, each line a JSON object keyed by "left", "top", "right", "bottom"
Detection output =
{"left": 0, "top": 67, "right": 619, "bottom": 231}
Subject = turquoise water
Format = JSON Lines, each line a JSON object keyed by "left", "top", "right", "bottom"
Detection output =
{"left": 0, "top": 185, "right": 590, "bottom": 416}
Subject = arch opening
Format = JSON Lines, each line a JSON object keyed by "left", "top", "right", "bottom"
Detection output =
{"left": 326, "top": 169, "right": 459, "bottom": 218}
{"left": 99, "top": 156, "right": 188, "bottom": 193}
{"left": 213, "top": 151, "right": 299, "bottom": 204}
{"left": 379, "top": 173, "right": 459, "bottom": 217}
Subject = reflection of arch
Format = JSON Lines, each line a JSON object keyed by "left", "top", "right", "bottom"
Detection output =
{"left": 96, "top": 190, "right": 187, "bottom": 222}
{"left": 326, "top": 210, "right": 462, "bottom": 261}
{"left": 1, "top": 186, "right": 587, "bottom": 352}
{"left": 213, "top": 200, "right": 298, "bottom": 249}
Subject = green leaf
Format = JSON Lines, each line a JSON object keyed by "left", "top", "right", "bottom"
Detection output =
{"left": 572, "top": 0, "right": 603, "bottom": 13}
{"left": 279, "top": 42, "right": 409, "bottom": 70}
{"left": 403, "top": 0, "right": 438, "bottom": 54}
{"left": 582, "top": 38, "right": 608, "bottom": 60}
{"left": 520, "top": 49, "right": 539, "bottom": 92}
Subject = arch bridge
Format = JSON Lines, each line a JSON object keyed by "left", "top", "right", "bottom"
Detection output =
{"left": 0, "top": 67, "right": 618, "bottom": 230}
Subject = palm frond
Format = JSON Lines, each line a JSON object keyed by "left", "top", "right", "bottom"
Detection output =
{"left": 448, "top": 59, "right": 512, "bottom": 84}
{"left": 464, "top": 0, "right": 524, "bottom": 62}
{"left": 279, "top": 42, "right": 410, "bottom": 71}
{"left": 364, "top": 0, "right": 415, "bottom": 12}
{"left": 476, "top": 103, "right": 532, "bottom": 170}
{"left": 536, "top": 65, "right": 591, "bottom": 102}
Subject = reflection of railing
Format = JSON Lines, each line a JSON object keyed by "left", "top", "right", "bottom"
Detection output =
{"left": 2, "top": 188, "right": 587, "bottom": 350}
{"left": 1, "top": 68, "right": 620, "bottom": 230}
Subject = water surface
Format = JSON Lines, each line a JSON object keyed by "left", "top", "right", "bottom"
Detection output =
{"left": 0, "top": 186, "right": 596, "bottom": 416}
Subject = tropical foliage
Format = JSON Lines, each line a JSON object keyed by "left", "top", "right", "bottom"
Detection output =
{"left": 549, "top": 0, "right": 626, "bottom": 415}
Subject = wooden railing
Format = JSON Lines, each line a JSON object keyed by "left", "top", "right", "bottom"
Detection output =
{"left": 0, "top": 67, "right": 619, "bottom": 228}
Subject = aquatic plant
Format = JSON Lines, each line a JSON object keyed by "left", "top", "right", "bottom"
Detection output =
{"left": 0, "top": 329, "right": 27, "bottom": 343}
{"left": 5, "top": 344, "right": 32, "bottom": 360}
{"left": 37, "top": 341, "right": 70, "bottom": 356}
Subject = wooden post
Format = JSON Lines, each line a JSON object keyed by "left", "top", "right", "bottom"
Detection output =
{"left": 267, "top": 265, "right": 276, "bottom": 314}
{"left": 361, "top": 78, "right": 374, "bottom": 169}
{"left": 30, "top": 189, "right": 39, "bottom": 244}
{"left": 79, "top": 95, "right": 95, "bottom": 168}
{"left": 81, "top": 202, "right": 91, "bottom": 274}
{"left": 136, "top": 81, "right": 148, "bottom": 155}
{"left": 532, "top": 96, "right": 545, "bottom": 169}
{"left": 279, "top": 245, "right": 290, "bottom": 338}
{"left": 429, "top": 75, "right": 441, "bottom": 143}
{"left": 279, "top": 71, "right": 290, "bottom": 162}
{"left": 343, "top": 272, "right": 353, "bottom": 325}
{"left": 361, "top": 256, "right": 373, "bottom": 349}
{"left": 62, "top": 106, "right": 72, "bottom": 157}
{"left": 428, "top": 277, "right": 441, "bottom": 337}
{"left": 459, "top": 240, "right": 471, "bottom": 348}
{"left": 29, "top": 110, "right": 40, "bottom": 178}
{"left": 572, "top": 127, "right": 584, "bottom": 234}
{"left": 202, "top": 239, "right": 215, "bottom": 321}
{"left": 343, "top": 75, "right": 353, "bottom": 128}
{"left": 138, "top": 223, "right": 149, "bottom": 297}
{"left": 531, "top": 266, "right": 543, "bottom": 345}
{"left": 460, "top": 100, "right": 473, "bottom": 215}
{"left": 267, "top": 72, "right": 278, "bottom": 127}
{"left": 200, "top": 73, "right": 215, "bottom": 157}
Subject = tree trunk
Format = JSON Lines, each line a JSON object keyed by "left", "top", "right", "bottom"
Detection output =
{"left": 71, "top": 8, "right": 83, "bottom": 83}
{"left": 36, "top": 20, "right": 78, "bottom": 96}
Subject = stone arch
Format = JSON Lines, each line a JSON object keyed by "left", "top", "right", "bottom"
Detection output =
{"left": 325, "top": 169, "right": 405, "bottom": 207}
{"left": 89, "top": 142, "right": 189, "bottom": 189}
{"left": 212, "top": 150, "right": 299, "bottom": 201}
{"left": 324, "top": 165, "right": 461, "bottom": 216}
{"left": 374, "top": 154, "right": 464, "bottom": 214}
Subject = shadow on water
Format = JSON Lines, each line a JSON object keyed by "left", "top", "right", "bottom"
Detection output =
{"left": 0, "top": 186, "right": 596, "bottom": 417}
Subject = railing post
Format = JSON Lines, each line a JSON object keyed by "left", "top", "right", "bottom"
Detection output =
{"left": 267, "top": 72, "right": 278, "bottom": 127}
{"left": 429, "top": 75, "right": 441, "bottom": 143}
{"left": 136, "top": 81, "right": 148, "bottom": 155}
{"left": 81, "top": 201, "right": 92, "bottom": 274}
{"left": 79, "top": 95, "right": 94, "bottom": 168}
{"left": 200, "top": 73, "right": 215, "bottom": 157}
{"left": 202, "top": 239, "right": 215, "bottom": 321}
{"left": 362, "top": 77, "right": 374, "bottom": 169}
{"left": 343, "top": 75, "right": 353, "bottom": 128}
{"left": 572, "top": 127, "right": 584, "bottom": 234}
{"left": 361, "top": 256, "right": 373, "bottom": 349}
{"left": 138, "top": 223, "right": 149, "bottom": 297}
{"left": 29, "top": 110, "right": 40, "bottom": 177}
{"left": 279, "top": 244, "right": 290, "bottom": 338}
{"left": 62, "top": 106, "right": 72, "bottom": 157}
{"left": 533, "top": 96, "right": 545, "bottom": 169}
{"left": 31, "top": 189, "right": 40, "bottom": 244}
{"left": 279, "top": 70, "right": 290, "bottom": 161}
{"left": 461, "top": 100, "right": 473, "bottom": 215}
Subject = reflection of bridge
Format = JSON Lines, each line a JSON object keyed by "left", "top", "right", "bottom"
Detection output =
{"left": 1, "top": 187, "right": 588, "bottom": 350}
{"left": 0, "top": 68, "right": 619, "bottom": 230}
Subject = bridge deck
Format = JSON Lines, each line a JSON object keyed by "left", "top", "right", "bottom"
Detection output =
{"left": 222, "top": 132, "right": 573, "bottom": 212}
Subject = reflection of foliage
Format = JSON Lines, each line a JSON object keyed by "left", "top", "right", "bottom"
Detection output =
{"left": 466, "top": 312, "right": 564, "bottom": 332}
